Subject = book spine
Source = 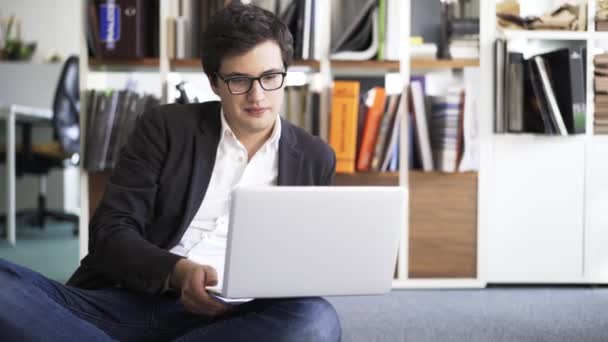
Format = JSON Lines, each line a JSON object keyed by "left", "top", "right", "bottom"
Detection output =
{"left": 356, "top": 87, "right": 386, "bottom": 171}
{"left": 569, "top": 48, "right": 586, "bottom": 134}
{"left": 329, "top": 81, "right": 361, "bottom": 174}
{"left": 534, "top": 56, "right": 568, "bottom": 136}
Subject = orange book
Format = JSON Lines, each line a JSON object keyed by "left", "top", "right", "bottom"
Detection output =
{"left": 329, "top": 81, "right": 360, "bottom": 173}
{"left": 356, "top": 87, "right": 386, "bottom": 171}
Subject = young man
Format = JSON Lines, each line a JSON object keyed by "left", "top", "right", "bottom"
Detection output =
{"left": 0, "top": 4, "right": 340, "bottom": 341}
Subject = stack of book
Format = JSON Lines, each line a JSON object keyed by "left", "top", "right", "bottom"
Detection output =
{"left": 165, "top": 0, "right": 328, "bottom": 61}
{"left": 594, "top": 53, "right": 608, "bottom": 134}
{"left": 597, "top": 0, "right": 608, "bottom": 31}
{"left": 495, "top": 40, "right": 586, "bottom": 135}
{"left": 328, "top": 79, "right": 404, "bottom": 173}
{"left": 282, "top": 84, "right": 321, "bottom": 137}
{"left": 429, "top": 86, "right": 465, "bottom": 173}
{"left": 410, "top": 36, "right": 438, "bottom": 59}
{"left": 83, "top": 89, "right": 160, "bottom": 172}
{"left": 327, "top": 73, "right": 480, "bottom": 174}
{"left": 449, "top": 36, "right": 479, "bottom": 59}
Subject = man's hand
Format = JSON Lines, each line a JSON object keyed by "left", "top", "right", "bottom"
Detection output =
{"left": 170, "top": 259, "right": 230, "bottom": 316}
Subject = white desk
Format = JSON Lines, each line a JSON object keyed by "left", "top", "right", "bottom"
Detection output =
{"left": 1, "top": 104, "right": 53, "bottom": 245}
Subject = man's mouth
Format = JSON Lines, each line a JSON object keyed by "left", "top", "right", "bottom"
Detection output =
{"left": 244, "top": 107, "right": 268, "bottom": 116}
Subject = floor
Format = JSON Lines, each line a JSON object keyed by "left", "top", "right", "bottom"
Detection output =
{"left": 0, "top": 222, "right": 79, "bottom": 283}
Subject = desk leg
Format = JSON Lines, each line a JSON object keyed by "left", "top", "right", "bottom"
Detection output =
{"left": 6, "top": 108, "right": 16, "bottom": 245}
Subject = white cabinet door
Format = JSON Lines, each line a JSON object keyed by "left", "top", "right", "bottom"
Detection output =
{"left": 585, "top": 140, "right": 608, "bottom": 282}
{"left": 486, "top": 136, "right": 585, "bottom": 282}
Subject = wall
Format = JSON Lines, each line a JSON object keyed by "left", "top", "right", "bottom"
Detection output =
{"left": 0, "top": 0, "right": 80, "bottom": 62}
{"left": 0, "top": 0, "right": 80, "bottom": 214}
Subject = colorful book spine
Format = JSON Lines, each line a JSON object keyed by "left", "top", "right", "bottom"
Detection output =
{"left": 356, "top": 87, "right": 386, "bottom": 171}
{"left": 329, "top": 81, "right": 361, "bottom": 173}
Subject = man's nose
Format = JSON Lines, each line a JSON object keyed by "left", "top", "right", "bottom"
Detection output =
{"left": 247, "top": 79, "right": 266, "bottom": 100}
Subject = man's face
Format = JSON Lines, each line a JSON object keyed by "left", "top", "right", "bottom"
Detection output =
{"left": 211, "top": 40, "right": 285, "bottom": 139}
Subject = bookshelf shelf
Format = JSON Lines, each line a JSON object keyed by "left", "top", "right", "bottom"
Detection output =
{"left": 331, "top": 59, "right": 400, "bottom": 70}
{"left": 89, "top": 58, "right": 160, "bottom": 68}
{"left": 411, "top": 58, "right": 480, "bottom": 69}
{"left": 334, "top": 172, "right": 399, "bottom": 186}
{"left": 498, "top": 29, "right": 589, "bottom": 41}
{"left": 169, "top": 59, "right": 479, "bottom": 72}
{"left": 170, "top": 58, "right": 321, "bottom": 70}
{"left": 170, "top": 58, "right": 199, "bottom": 69}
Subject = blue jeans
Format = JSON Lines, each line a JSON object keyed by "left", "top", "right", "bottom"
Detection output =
{"left": 0, "top": 258, "right": 341, "bottom": 341}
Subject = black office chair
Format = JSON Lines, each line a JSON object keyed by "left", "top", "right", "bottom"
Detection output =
{"left": 1, "top": 55, "right": 80, "bottom": 235}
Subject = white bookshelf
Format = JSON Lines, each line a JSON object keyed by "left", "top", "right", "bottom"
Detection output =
{"left": 499, "top": 29, "right": 590, "bottom": 41}
{"left": 479, "top": 0, "right": 608, "bottom": 284}
{"left": 78, "top": 0, "right": 488, "bottom": 289}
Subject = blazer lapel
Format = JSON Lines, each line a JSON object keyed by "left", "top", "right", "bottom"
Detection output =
{"left": 176, "top": 103, "right": 222, "bottom": 235}
{"left": 278, "top": 119, "right": 302, "bottom": 185}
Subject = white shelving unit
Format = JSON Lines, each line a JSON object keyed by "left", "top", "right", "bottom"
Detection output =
{"left": 479, "top": 0, "right": 608, "bottom": 284}
{"left": 78, "top": 0, "right": 487, "bottom": 289}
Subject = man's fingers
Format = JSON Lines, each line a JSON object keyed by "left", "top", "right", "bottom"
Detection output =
{"left": 203, "top": 266, "right": 218, "bottom": 286}
{"left": 178, "top": 263, "right": 229, "bottom": 316}
{"left": 181, "top": 289, "right": 230, "bottom": 316}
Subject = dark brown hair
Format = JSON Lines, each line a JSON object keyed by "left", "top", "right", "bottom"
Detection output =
{"left": 201, "top": 3, "right": 294, "bottom": 85}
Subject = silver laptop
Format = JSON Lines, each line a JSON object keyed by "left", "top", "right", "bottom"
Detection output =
{"left": 208, "top": 186, "right": 406, "bottom": 299}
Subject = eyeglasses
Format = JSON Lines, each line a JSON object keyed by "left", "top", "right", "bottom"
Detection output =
{"left": 215, "top": 71, "right": 287, "bottom": 95}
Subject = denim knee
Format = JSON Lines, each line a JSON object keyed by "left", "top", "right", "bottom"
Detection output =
{"left": 0, "top": 258, "right": 40, "bottom": 284}
{"left": 282, "top": 297, "right": 342, "bottom": 342}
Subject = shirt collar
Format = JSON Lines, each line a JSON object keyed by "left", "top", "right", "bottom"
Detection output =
{"left": 219, "top": 109, "right": 282, "bottom": 152}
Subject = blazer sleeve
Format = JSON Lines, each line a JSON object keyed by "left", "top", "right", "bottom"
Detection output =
{"left": 87, "top": 106, "right": 183, "bottom": 294}
{"left": 322, "top": 147, "right": 337, "bottom": 186}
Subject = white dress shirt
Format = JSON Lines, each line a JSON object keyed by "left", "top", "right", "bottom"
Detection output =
{"left": 170, "top": 110, "right": 281, "bottom": 292}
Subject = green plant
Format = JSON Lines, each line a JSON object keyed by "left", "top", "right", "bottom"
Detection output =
{"left": 0, "top": 15, "right": 36, "bottom": 60}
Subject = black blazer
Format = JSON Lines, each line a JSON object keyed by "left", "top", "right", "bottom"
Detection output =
{"left": 68, "top": 101, "right": 336, "bottom": 294}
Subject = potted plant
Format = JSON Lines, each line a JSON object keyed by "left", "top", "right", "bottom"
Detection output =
{"left": 0, "top": 15, "right": 36, "bottom": 61}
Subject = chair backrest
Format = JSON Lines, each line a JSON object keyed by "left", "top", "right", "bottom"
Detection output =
{"left": 52, "top": 55, "right": 80, "bottom": 155}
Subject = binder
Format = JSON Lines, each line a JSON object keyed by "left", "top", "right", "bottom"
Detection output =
{"left": 97, "top": 0, "right": 149, "bottom": 59}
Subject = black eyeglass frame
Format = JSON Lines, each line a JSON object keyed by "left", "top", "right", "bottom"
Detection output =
{"left": 215, "top": 71, "right": 287, "bottom": 95}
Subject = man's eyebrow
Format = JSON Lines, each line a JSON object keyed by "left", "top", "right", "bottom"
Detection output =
{"left": 223, "top": 68, "right": 284, "bottom": 77}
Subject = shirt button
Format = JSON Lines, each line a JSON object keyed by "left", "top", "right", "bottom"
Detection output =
{"left": 238, "top": 156, "right": 244, "bottom": 162}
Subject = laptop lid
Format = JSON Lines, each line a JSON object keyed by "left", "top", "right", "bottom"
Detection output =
{"left": 218, "top": 186, "right": 407, "bottom": 299}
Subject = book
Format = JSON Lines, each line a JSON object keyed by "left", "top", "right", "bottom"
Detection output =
{"left": 371, "top": 93, "right": 400, "bottom": 171}
{"left": 506, "top": 52, "right": 524, "bottom": 132}
{"left": 97, "top": 0, "right": 150, "bottom": 59}
{"left": 105, "top": 90, "right": 127, "bottom": 169}
{"left": 356, "top": 86, "right": 386, "bottom": 171}
{"left": 87, "top": 1, "right": 102, "bottom": 57}
{"left": 534, "top": 56, "right": 568, "bottom": 136}
{"left": 494, "top": 39, "right": 506, "bottom": 133}
{"left": 539, "top": 48, "right": 586, "bottom": 134}
{"left": 380, "top": 85, "right": 407, "bottom": 171}
{"left": 527, "top": 59, "right": 555, "bottom": 134}
{"left": 83, "top": 90, "right": 160, "bottom": 172}
{"left": 459, "top": 67, "right": 480, "bottom": 172}
{"left": 410, "top": 80, "right": 433, "bottom": 171}
{"left": 429, "top": 86, "right": 463, "bottom": 173}
{"left": 329, "top": 81, "right": 360, "bottom": 173}
{"left": 377, "top": 0, "right": 386, "bottom": 61}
